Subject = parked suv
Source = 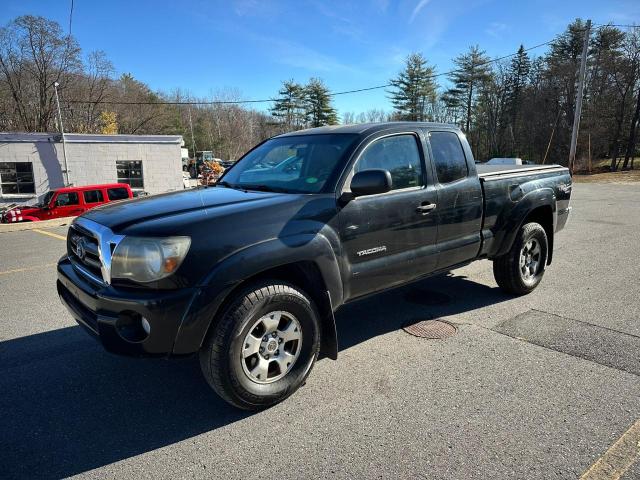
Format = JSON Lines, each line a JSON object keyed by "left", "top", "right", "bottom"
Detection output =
{"left": 1, "top": 183, "right": 133, "bottom": 223}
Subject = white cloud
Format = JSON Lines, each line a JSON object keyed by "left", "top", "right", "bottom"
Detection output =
{"left": 259, "top": 35, "right": 361, "bottom": 74}
{"left": 373, "top": 0, "right": 390, "bottom": 13}
{"left": 233, "top": 0, "right": 258, "bottom": 16}
{"left": 310, "top": 1, "right": 366, "bottom": 43}
{"left": 485, "top": 21, "right": 508, "bottom": 38}
{"left": 409, "top": 0, "right": 433, "bottom": 24}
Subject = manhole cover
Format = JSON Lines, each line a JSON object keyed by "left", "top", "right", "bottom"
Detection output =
{"left": 403, "top": 319, "right": 457, "bottom": 339}
{"left": 404, "top": 290, "right": 452, "bottom": 306}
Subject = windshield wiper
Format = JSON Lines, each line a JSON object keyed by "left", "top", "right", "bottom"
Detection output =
{"left": 216, "top": 180, "right": 236, "bottom": 189}
{"left": 238, "top": 184, "right": 289, "bottom": 193}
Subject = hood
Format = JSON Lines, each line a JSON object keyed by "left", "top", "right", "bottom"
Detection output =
{"left": 80, "top": 186, "right": 283, "bottom": 230}
{"left": 10, "top": 205, "right": 41, "bottom": 214}
{"left": 1, "top": 205, "right": 41, "bottom": 222}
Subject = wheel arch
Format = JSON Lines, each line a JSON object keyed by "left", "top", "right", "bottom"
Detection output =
{"left": 172, "top": 234, "right": 342, "bottom": 359}
{"left": 491, "top": 189, "right": 556, "bottom": 265}
{"left": 521, "top": 205, "right": 554, "bottom": 265}
{"left": 207, "top": 261, "right": 338, "bottom": 360}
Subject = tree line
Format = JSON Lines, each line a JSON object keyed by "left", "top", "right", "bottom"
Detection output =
{"left": 375, "top": 19, "right": 640, "bottom": 169}
{"left": 0, "top": 15, "right": 281, "bottom": 160}
{"left": 1, "top": 15, "right": 638, "bottom": 168}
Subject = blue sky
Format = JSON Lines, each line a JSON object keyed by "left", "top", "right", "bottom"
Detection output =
{"left": 2, "top": 0, "right": 639, "bottom": 117}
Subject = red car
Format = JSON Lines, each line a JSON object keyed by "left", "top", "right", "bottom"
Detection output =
{"left": 1, "top": 183, "right": 133, "bottom": 223}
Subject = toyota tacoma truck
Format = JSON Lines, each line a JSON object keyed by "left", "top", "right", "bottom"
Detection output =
{"left": 57, "top": 122, "right": 572, "bottom": 410}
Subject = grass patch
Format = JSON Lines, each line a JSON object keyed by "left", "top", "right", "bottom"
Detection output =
{"left": 573, "top": 169, "right": 640, "bottom": 183}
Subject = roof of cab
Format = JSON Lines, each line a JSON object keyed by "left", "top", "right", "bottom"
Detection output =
{"left": 54, "top": 183, "right": 131, "bottom": 193}
{"left": 275, "top": 121, "right": 461, "bottom": 137}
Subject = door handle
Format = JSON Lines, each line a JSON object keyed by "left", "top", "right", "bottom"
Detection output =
{"left": 416, "top": 202, "right": 437, "bottom": 214}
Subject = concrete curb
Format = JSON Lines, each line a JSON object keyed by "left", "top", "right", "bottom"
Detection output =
{"left": 0, "top": 217, "right": 73, "bottom": 233}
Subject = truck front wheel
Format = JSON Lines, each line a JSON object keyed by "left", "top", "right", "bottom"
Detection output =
{"left": 199, "top": 281, "right": 320, "bottom": 410}
{"left": 493, "top": 222, "right": 548, "bottom": 295}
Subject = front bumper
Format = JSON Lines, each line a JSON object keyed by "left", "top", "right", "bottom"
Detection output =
{"left": 57, "top": 256, "right": 199, "bottom": 356}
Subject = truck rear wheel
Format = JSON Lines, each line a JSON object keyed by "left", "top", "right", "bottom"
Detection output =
{"left": 199, "top": 281, "right": 320, "bottom": 410}
{"left": 493, "top": 222, "right": 548, "bottom": 295}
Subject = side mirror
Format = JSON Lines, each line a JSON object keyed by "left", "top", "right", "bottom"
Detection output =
{"left": 350, "top": 169, "right": 392, "bottom": 197}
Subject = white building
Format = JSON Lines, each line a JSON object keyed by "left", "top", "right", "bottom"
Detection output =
{"left": 0, "top": 132, "right": 184, "bottom": 206}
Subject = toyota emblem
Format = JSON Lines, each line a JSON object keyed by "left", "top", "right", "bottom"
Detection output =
{"left": 75, "top": 238, "right": 86, "bottom": 261}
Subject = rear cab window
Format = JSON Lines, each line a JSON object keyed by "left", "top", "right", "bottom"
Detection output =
{"left": 83, "top": 190, "right": 104, "bottom": 204}
{"left": 107, "top": 187, "right": 129, "bottom": 201}
{"left": 429, "top": 131, "right": 468, "bottom": 184}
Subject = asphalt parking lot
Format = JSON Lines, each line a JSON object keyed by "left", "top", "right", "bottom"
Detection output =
{"left": 1, "top": 182, "right": 639, "bottom": 479}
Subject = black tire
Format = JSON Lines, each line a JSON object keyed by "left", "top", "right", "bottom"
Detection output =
{"left": 493, "top": 222, "right": 548, "bottom": 295}
{"left": 199, "top": 281, "right": 321, "bottom": 410}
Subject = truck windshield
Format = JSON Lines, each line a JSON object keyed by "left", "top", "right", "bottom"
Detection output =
{"left": 40, "top": 191, "right": 55, "bottom": 207}
{"left": 220, "top": 134, "right": 358, "bottom": 193}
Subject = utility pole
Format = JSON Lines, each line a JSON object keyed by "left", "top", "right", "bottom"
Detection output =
{"left": 53, "top": 82, "right": 70, "bottom": 186}
{"left": 187, "top": 104, "right": 197, "bottom": 157}
{"left": 568, "top": 19, "right": 591, "bottom": 174}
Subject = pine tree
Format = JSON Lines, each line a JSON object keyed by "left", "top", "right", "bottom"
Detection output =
{"left": 303, "top": 78, "right": 338, "bottom": 127}
{"left": 445, "top": 45, "right": 492, "bottom": 132}
{"left": 388, "top": 53, "right": 437, "bottom": 121}
{"left": 505, "top": 45, "right": 531, "bottom": 153}
{"left": 270, "top": 80, "right": 306, "bottom": 130}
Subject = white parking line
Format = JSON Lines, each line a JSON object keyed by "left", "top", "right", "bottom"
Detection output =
{"left": 32, "top": 229, "right": 66, "bottom": 241}
{"left": 0, "top": 263, "right": 57, "bottom": 276}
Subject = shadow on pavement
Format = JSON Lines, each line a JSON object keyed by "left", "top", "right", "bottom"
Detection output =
{"left": 1, "top": 328, "right": 248, "bottom": 479}
{"left": 336, "top": 272, "right": 511, "bottom": 351}
{"left": 1, "top": 272, "right": 511, "bottom": 479}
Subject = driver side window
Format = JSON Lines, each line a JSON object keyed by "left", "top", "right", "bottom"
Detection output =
{"left": 55, "top": 192, "right": 79, "bottom": 207}
{"left": 355, "top": 135, "right": 423, "bottom": 190}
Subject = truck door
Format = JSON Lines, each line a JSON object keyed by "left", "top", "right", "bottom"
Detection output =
{"left": 426, "top": 131, "right": 483, "bottom": 269}
{"left": 338, "top": 132, "right": 439, "bottom": 299}
{"left": 51, "top": 191, "right": 84, "bottom": 218}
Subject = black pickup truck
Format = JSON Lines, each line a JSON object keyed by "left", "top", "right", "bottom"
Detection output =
{"left": 57, "top": 122, "right": 572, "bottom": 409}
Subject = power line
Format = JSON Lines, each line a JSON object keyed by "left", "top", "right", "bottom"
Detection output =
{"left": 593, "top": 23, "right": 639, "bottom": 28}
{"left": 61, "top": 23, "right": 632, "bottom": 107}
{"left": 329, "top": 39, "right": 554, "bottom": 97}
{"left": 65, "top": 38, "right": 555, "bottom": 106}
{"left": 66, "top": 97, "right": 275, "bottom": 105}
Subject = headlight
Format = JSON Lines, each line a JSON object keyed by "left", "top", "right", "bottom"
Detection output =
{"left": 111, "top": 236, "right": 191, "bottom": 283}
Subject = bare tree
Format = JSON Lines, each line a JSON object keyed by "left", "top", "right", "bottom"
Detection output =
{"left": 0, "top": 15, "right": 82, "bottom": 131}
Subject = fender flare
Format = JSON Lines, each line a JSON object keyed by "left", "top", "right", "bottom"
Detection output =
{"left": 491, "top": 187, "right": 556, "bottom": 260}
{"left": 172, "top": 233, "right": 343, "bottom": 358}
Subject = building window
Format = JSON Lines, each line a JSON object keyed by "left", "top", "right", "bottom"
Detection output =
{"left": 116, "top": 160, "right": 143, "bottom": 188}
{"left": 0, "top": 162, "right": 35, "bottom": 195}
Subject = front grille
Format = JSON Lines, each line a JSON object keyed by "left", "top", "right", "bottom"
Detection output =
{"left": 67, "top": 218, "right": 125, "bottom": 285}
{"left": 68, "top": 224, "right": 103, "bottom": 282}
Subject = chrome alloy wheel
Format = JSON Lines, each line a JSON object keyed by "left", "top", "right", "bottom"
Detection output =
{"left": 241, "top": 311, "right": 302, "bottom": 384}
{"left": 519, "top": 238, "right": 542, "bottom": 283}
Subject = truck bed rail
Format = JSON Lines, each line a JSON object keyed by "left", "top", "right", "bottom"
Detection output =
{"left": 477, "top": 164, "right": 569, "bottom": 181}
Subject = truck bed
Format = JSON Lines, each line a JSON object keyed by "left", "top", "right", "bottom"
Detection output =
{"left": 475, "top": 162, "right": 572, "bottom": 261}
